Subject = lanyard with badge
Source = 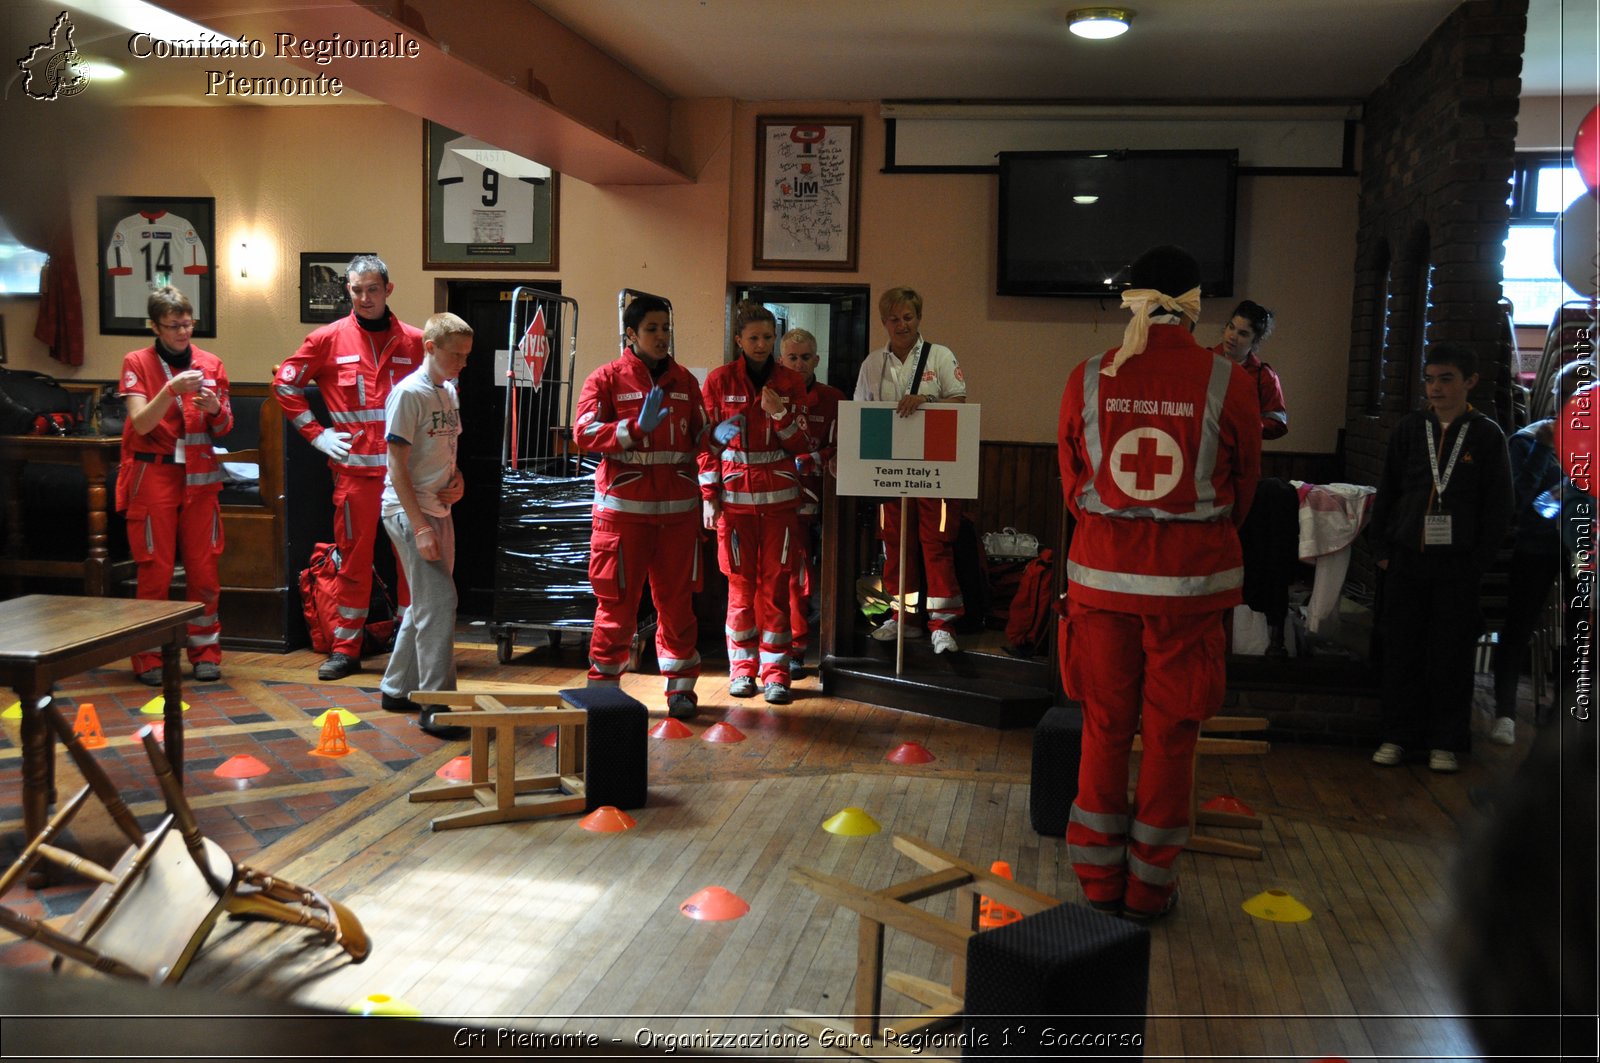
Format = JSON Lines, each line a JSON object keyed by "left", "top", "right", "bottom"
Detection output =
{"left": 158, "top": 358, "right": 188, "bottom": 464}
{"left": 1423, "top": 418, "right": 1469, "bottom": 546}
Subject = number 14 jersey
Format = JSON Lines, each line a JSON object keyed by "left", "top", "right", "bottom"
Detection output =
{"left": 105, "top": 210, "right": 210, "bottom": 320}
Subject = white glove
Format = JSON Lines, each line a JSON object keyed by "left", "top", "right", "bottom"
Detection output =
{"left": 312, "top": 427, "right": 353, "bottom": 461}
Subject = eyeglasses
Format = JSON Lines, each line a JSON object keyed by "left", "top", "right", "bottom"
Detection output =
{"left": 157, "top": 320, "right": 196, "bottom": 332}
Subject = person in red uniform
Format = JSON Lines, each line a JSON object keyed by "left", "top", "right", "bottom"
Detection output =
{"left": 574, "top": 295, "right": 709, "bottom": 718}
{"left": 1057, "top": 245, "right": 1262, "bottom": 922}
{"left": 779, "top": 327, "right": 843, "bottom": 676}
{"left": 276, "top": 254, "right": 419, "bottom": 681}
{"left": 117, "top": 285, "right": 233, "bottom": 685}
{"left": 701, "top": 301, "right": 813, "bottom": 704}
{"left": 1212, "top": 300, "right": 1287, "bottom": 440}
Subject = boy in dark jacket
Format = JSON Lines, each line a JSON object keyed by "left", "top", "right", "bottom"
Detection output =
{"left": 1369, "top": 346, "right": 1513, "bottom": 773}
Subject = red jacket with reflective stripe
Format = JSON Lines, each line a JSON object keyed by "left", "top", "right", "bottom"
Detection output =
{"left": 575, "top": 352, "right": 708, "bottom": 523}
{"left": 699, "top": 358, "right": 812, "bottom": 513}
{"left": 275, "top": 311, "right": 423, "bottom": 479}
{"left": 118, "top": 344, "right": 232, "bottom": 491}
{"left": 1058, "top": 325, "right": 1262, "bottom": 614}
{"left": 795, "top": 381, "right": 844, "bottom": 516}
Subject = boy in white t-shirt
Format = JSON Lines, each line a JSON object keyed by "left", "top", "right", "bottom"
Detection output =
{"left": 378, "top": 312, "right": 471, "bottom": 738}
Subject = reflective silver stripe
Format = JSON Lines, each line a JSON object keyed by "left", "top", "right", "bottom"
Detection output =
{"left": 665, "top": 676, "right": 696, "bottom": 692}
{"left": 759, "top": 650, "right": 790, "bottom": 666}
{"left": 184, "top": 432, "right": 211, "bottom": 445}
{"left": 186, "top": 470, "right": 224, "bottom": 486}
{"left": 925, "top": 595, "right": 963, "bottom": 610}
{"left": 779, "top": 524, "right": 791, "bottom": 567}
{"left": 337, "top": 453, "right": 387, "bottom": 468}
{"left": 589, "top": 659, "right": 625, "bottom": 676}
{"left": 276, "top": 383, "right": 305, "bottom": 399}
{"left": 659, "top": 654, "right": 701, "bottom": 673}
{"left": 1070, "top": 803, "right": 1130, "bottom": 836}
{"left": 1068, "top": 843, "right": 1127, "bottom": 867}
{"left": 338, "top": 606, "right": 367, "bottom": 620}
{"left": 187, "top": 631, "right": 220, "bottom": 646}
{"left": 1265, "top": 410, "right": 1288, "bottom": 425}
{"left": 725, "top": 487, "right": 800, "bottom": 506}
{"left": 698, "top": 470, "right": 720, "bottom": 486}
{"left": 1081, "top": 503, "right": 1234, "bottom": 523}
{"left": 579, "top": 421, "right": 604, "bottom": 439}
{"left": 143, "top": 515, "right": 154, "bottom": 554}
{"left": 1128, "top": 853, "right": 1178, "bottom": 886}
{"left": 727, "top": 646, "right": 758, "bottom": 661}
{"left": 1189, "top": 357, "right": 1234, "bottom": 516}
{"left": 611, "top": 450, "right": 693, "bottom": 465}
{"left": 1130, "top": 819, "right": 1190, "bottom": 848}
{"left": 192, "top": 613, "right": 219, "bottom": 627}
{"left": 1066, "top": 559, "right": 1243, "bottom": 598}
{"left": 616, "top": 420, "right": 635, "bottom": 449}
{"left": 1078, "top": 355, "right": 1107, "bottom": 513}
{"left": 594, "top": 492, "right": 699, "bottom": 516}
{"left": 798, "top": 503, "right": 820, "bottom": 516}
{"left": 289, "top": 410, "right": 315, "bottom": 429}
{"left": 333, "top": 624, "right": 364, "bottom": 640}
{"left": 329, "top": 408, "right": 385, "bottom": 424}
{"left": 725, "top": 625, "right": 757, "bottom": 641}
{"left": 721, "top": 448, "right": 785, "bottom": 464}
{"left": 774, "top": 418, "right": 801, "bottom": 440}
{"left": 761, "top": 629, "right": 791, "bottom": 646}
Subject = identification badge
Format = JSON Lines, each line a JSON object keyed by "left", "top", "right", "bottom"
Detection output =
{"left": 1423, "top": 513, "right": 1452, "bottom": 546}
{"left": 335, "top": 354, "right": 361, "bottom": 365}
{"left": 174, "top": 439, "right": 187, "bottom": 465}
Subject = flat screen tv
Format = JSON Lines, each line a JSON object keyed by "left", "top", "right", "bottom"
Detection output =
{"left": 997, "top": 149, "right": 1238, "bottom": 298}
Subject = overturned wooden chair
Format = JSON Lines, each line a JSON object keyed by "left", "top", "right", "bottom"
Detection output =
{"left": 407, "top": 686, "right": 646, "bottom": 831}
{"left": 0, "top": 703, "right": 368, "bottom": 983}
{"left": 785, "top": 835, "right": 1148, "bottom": 1057}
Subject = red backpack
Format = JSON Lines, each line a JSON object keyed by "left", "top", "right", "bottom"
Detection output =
{"left": 1003, "top": 548, "right": 1057, "bottom": 658}
{"left": 299, "top": 543, "right": 400, "bottom": 655}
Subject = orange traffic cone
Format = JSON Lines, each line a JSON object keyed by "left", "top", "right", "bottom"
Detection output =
{"left": 310, "top": 714, "right": 351, "bottom": 759}
{"left": 72, "top": 702, "right": 107, "bottom": 749}
{"left": 978, "top": 860, "right": 1023, "bottom": 929}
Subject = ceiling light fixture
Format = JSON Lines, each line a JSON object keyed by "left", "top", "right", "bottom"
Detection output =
{"left": 1067, "top": 7, "right": 1134, "bottom": 40}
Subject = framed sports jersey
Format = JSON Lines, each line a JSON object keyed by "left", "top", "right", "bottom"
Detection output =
{"left": 424, "top": 121, "right": 558, "bottom": 271}
{"left": 96, "top": 195, "right": 216, "bottom": 336}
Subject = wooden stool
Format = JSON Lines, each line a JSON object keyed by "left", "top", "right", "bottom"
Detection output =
{"left": 784, "top": 835, "right": 1065, "bottom": 1052}
{"left": 407, "top": 686, "right": 646, "bottom": 831}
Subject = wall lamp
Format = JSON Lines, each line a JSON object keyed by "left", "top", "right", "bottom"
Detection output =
{"left": 1067, "top": 7, "right": 1134, "bottom": 40}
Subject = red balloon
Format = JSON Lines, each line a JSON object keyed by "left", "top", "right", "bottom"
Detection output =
{"left": 1576, "top": 105, "right": 1600, "bottom": 195}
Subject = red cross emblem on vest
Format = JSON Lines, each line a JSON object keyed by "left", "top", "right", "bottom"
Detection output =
{"left": 1108, "top": 427, "right": 1184, "bottom": 501}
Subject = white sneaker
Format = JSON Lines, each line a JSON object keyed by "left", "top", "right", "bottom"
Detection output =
{"left": 871, "top": 619, "right": 924, "bottom": 641}
{"left": 1428, "top": 749, "right": 1460, "bottom": 773}
{"left": 1371, "top": 742, "right": 1404, "bottom": 766}
{"left": 931, "top": 629, "right": 959, "bottom": 654}
{"left": 1490, "top": 717, "right": 1516, "bottom": 746}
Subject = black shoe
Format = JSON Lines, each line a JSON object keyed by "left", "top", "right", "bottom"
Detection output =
{"left": 1087, "top": 898, "right": 1123, "bottom": 915}
{"left": 381, "top": 692, "right": 419, "bottom": 714}
{"left": 318, "top": 653, "right": 359, "bottom": 681}
{"left": 419, "top": 705, "right": 469, "bottom": 740}
{"left": 1122, "top": 889, "right": 1179, "bottom": 925}
{"left": 135, "top": 668, "right": 163, "bottom": 687}
{"left": 193, "top": 662, "right": 221, "bottom": 683}
{"left": 666, "top": 693, "right": 697, "bottom": 719}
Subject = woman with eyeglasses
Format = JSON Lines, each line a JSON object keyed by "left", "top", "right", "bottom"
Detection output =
{"left": 116, "top": 285, "right": 233, "bottom": 686}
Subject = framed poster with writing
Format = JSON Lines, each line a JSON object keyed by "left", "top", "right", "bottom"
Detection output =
{"left": 424, "top": 121, "right": 559, "bottom": 270}
{"left": 754, "top": 116, "right": 861, "bottom": 272}
{"left": 96, "top": 195, "right": 216, "bottom": 337}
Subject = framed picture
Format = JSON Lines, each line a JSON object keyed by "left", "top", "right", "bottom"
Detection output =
{"left": 424, "top": 121, "right": 558, "bottom": 270}
{"left": 754, "top": 116, "right": 862, "bottom": 272}
{"left": 96, "top": 195, "right": 216, "bottom": 336}
{"left": 298, "top": 252, "right": 372, "bottom": 323}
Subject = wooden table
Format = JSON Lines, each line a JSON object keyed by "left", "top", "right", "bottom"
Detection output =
{"left": 0, "top": 434, "right": 130, "bottom": 597}
{"left": 0, "top": 594, "right": 200, "bottom": 878}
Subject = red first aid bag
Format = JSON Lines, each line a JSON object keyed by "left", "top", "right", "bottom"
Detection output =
{"left": 1003, "top": 548, "right": 1057, "bottom": 658}
{"left": 298, "top": 542, "right": 343, "bottom": 654}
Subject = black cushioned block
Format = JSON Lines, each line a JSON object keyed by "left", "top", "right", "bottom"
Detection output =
{"left": 558, "top": 687, "right": 647, "bottom": 811}
{"left": 1030, "top": 704, "right": 1082, "bottom": 836}
{"left": 963, "top": 902, "right": 1149, "bottom": 1058}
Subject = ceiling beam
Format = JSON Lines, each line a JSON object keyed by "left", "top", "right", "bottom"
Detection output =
{"left": 152, "top": 0, "right": 691, "bottom": 186}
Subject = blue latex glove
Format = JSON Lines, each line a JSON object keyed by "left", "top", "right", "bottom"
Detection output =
{"left": 712, "top": 415, "right": 745, "bottom": 446}
{"left": 637, "top": 387, "right": 666, "bottom": 433}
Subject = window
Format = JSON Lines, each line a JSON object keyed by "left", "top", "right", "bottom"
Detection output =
{"left": 1502, "top": 153, "right": 1587, "bottom": 327}
{"left": 0, "top": 218, "right": 47, "bottom": 295}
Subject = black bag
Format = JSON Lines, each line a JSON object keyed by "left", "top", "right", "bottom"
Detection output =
{"left": 0, "top": 367, "right": 80, "bottom": 436}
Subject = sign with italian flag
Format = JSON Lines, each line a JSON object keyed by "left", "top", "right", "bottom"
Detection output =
{"left": 836, "top": 401, "right": 981, "bottom": 499}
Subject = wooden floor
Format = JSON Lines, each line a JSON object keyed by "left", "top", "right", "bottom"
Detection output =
{"left": 1, "top": 626, "right": 1534, "bottom": 1060}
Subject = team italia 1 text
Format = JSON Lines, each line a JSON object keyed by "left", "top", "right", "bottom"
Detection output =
{"left": 125, "top": 31, "right": 423, "bottom": 98}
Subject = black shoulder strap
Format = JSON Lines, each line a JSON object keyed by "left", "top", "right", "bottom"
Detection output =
{"left": 908, "top": 339, "right": 933, "bottom": 396}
